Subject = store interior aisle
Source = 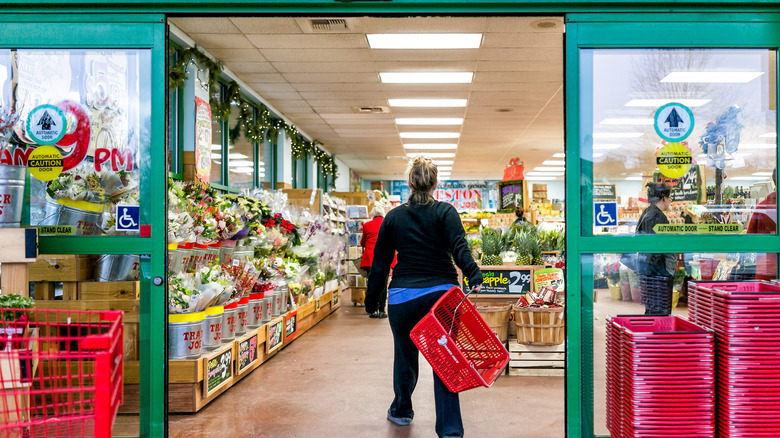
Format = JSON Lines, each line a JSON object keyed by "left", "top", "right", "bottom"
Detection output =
{"left": 168, "top": 304, "right": 565, "bottom": 438}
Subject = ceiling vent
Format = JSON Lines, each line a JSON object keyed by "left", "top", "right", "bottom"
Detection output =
{"left": 354, "top": 106, "right": 390, "bottom": 114}
{"left": 309, "top": 19, "right": 348, "bottom": 31}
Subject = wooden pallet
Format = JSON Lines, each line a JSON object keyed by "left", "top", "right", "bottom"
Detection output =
{"left": 507, "top": 341, "right": 565, "bottom": 377}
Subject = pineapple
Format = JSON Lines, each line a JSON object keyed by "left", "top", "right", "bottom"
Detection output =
{"left": 514, "top": 232, "right": 532, "bottom": 266}
{"left": 480, "top": 228, "right": 503, "bottom": 266}
{"left": 529, "top": 237, "right": 545, "bottom": 266}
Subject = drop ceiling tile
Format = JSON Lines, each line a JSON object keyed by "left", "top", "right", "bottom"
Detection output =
{"left": 381, "top": 84, "right": 472, "bottom": 93}
{"left": 486, "top": 17, "right": 563, "bottom": 33}
{"left": 246, "top": 34, "right": 368, "bottom": 49}
{"left": 294, "top": 83, "right": 383, "bottom": 92}
{"left": 390, "top": 108, "right": 466, "bottom": 118}
{"left": 273, "top": 62, "right": 376, "bottom": 73}
{"left": 370, "top": 50, "right": 480, "bottom": 62}
{"left": 244, "top": 82, "right": 299, "bottom": 94}
{"left": 372, "top": 61, "right": 479, "bottom": 72}
{"left": 478, "top": 61, "right": 563, "bottom": 72}
{"left": 171, "top": 18, "right": 242, "bottom": 34}
{"left": 283, "top": 72, "right": 378, "bottom": 83}
{"left": 257, "top": 91, "right": 303, "bottom": 101}
{"left": 259, "top": 48, "right": 371, "bottom": 62}
{"left": 230, "top": 17, "right": 303, "bottom": 34}
{"left": 480, "top": 48, "right": 562, "bottom": 61}
{"left": 223, "top": 61, "right": 276, "bottom": 74}
{"left": 360, "top": 16, "right": 488, "bottom": 33}
{"left": 321, "top": 114, "right": 394, "bottom": 124}
{"left": 474, "top": 71, "right": 562, "bottom": 83}
{"left": 383, "top": 90, "right": 470, "bottom": 100}
{"left": 482, "top": 33, "right": 562, "bottom": 48}
{"left": 206, "top": 48, "right": 267, "bottom": 62}
{"left": 308, "top": 99, "right": 389, "bottom": 107}
{"left": 188, "top": 33, "right": 255, "bottom": 50}
{"left": 471, "top": 82, "right": 562, "bottom": 92}
{"left": 239, "top": 73, "right": 287, "bottom": 83}
{"left": 298, "top": 91, "right": 386, "bottom": 101}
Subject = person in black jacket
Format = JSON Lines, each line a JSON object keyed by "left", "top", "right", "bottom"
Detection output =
{"left": 635, "top": 182, "right": 676, "bottom": 315}
{"left": 365, "top": 156, "right": 483, "bottom": 438}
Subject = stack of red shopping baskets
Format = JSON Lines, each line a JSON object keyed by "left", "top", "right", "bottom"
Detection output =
{"left": 606, "top": 315, "right": 715, "bottom": 438}
{"left": 705, "top": 281, "right": 780, "bottom": 437}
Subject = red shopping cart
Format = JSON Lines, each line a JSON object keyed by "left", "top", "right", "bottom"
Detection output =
{"left": 410, "top": 287, "right": 510, "bottom": 393}
{"left": 0, "top": 308, "right": 123, "bottom": 438}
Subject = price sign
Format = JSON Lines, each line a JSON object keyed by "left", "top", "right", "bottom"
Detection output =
{"left": 593, "top": 184, "right": 616, "bottom": 200}
{"left": 203, "top": 345, "right": 233, "bottom": 398}
{"left": 464, "top": 268, "right": 534, "bottom": 294}
{"left": 236, "top": 332, "right": 258, "bottom": 376}
{"left": 266, "top": 317, "right": 284, "bottom": 354}
{"left": 284, "top": 311, "right": 298, "bottom": 343}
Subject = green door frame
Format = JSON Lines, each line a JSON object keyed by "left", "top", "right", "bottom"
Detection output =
{"left": 565, "top": 13, "right": 780, "bottom": 437}
{"left": 0, "top": 14, "right": 168, "bottom": 437}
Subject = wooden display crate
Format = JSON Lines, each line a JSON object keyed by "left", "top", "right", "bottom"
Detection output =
{"left": 507, "top": 341, "right": 565, "bottom": 377}
{"left": 79, "top": 281, "right": 139, "bottom": 300}
{"left": 27, "top": 254, "right": 94, "bottom": 283}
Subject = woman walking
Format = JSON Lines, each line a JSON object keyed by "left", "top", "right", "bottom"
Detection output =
{"left": 365, "top": 156, "right": 483, "bottom": 438}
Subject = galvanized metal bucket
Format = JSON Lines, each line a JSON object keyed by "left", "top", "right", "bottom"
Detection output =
{"left": 271, "top": 290, "right": 281, "bottom": 317}
{"left": 58, "top": 204, "right": 103, "bottom": 236}
{"left": 278, "top": 284, "right": 289, "bottom": 314}
{"left": 94, "top": 254, "right": 140, "bottom": 282}
{"left": 35, "top": 198, "right": 63, "bottom": 227}
{"left": 168, "top": 312, "right": 205, "bottom": 360}
{"left": 235, "top": 298, "right": 249, "bottom": 336}
{"left": 221, "top": 304, "right": 238, "bottom": 342}
{"left": 202, "top": 306, "right": 224, "bottom": 352}
{"left": 261, "top": 294, "right": 273, "bottom": 323}
{"left": 248, "top": 294, "right": 263, "bottom": 327}
{"left": 0, "top": 165, "right": 26, "bottom": 228}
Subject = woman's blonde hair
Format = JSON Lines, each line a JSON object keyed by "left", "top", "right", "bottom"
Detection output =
{"left": 406, "top": 156, "right": 438, "bottom": 205}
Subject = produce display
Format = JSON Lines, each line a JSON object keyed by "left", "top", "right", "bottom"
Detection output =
{"left": 514, "top": 286, "right": 563, "bottom": 308}
{"left": 479, "top": 228, "right": 503, "bottom": 266}
{"left": 167, "top": 180, "right": 344, "bottom": 314}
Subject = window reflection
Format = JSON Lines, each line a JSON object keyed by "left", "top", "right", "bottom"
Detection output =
{"left": 210, "top": 86, "right": 223, "bottom": 185}
{"left": 227, "top": 104, "right": 254, "bottom": 189}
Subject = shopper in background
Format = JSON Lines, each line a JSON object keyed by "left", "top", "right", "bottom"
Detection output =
{"left": 747, "top": 168, "right": 777, "bottom": 280}
{"left": 513, "top": 206, "right": 525, "bottom": 226}
{"left": 361, "top": 206, "right": 388, "bottom": 318}
{"left": 636, "top": 182, "right": 676, "bottom": 315}
{"left": 365, "top": 156, "right": 483, "bottom": 438}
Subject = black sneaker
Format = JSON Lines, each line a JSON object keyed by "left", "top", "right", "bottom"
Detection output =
{"left": 378, "top": 311, "right": 388, "bottom": 319}
{"left": 387, "top": 409, "right": 412, "bottom": 426}
{"left": 369, "top": 311, "right": 380, "bottom": 319}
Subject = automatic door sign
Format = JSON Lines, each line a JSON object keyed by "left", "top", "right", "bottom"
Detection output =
{"left": 594, "top": 202, "right": 618, "bottom": 227}
{"left": 27, "top": 145, "right": 63, "bottom": 181}
{"left": 655, "top": 103, "right": 694, "bottom": 142}
{"left": 116, "top": 204, "right": 140, "bottom": 232}
{"left": 26, "top": 104, "right": 67, "bottom": 145}
{"left": 656, "top": 142, "right": 692, "bottom": 178}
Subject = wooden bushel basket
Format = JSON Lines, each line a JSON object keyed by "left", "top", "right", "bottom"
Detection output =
{"left": 476, "top": 304, "right": 512, "bottom": 343}
{"left": 512, "top": 305, "right": 564, "bottom": 346}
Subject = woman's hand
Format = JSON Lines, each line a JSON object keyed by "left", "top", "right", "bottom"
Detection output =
{"left": 471, "top": 284, "right": 482, "bottom": 294}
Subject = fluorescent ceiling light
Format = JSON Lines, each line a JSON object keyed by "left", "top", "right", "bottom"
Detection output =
{"left": 228, "top": 153, "right": 248, "bottom": 159}
{"left": 406, "top": 152, "right": 456, "bottom": 158}
{"left": 389, "top": 99, "right": 468, "bottom": 108}
{"left": 368, "top": 33, "right": 482, "bottom": 50}
{"left": 229, "top": 160, "right": 254, "bottom": 167}
{"left": 534, "top": 166, "right": 565, "bottom": 172}
{"left": 542, "top": 160, "right": 566, "bottom": 166}
{"left": 400, "top": 132, "right": 460, "bottom": 139}
{"left": 625, "top": 176, "right": 643, "bottom": 181}
{"left": 380, "top": 72, "right": 473, "bottom": 84}
{"left": 593, "top": 153, "right": 604, "bottom": 158}
{"left": 439, "top": 172, "right": 452, "bottom": 176}
{"left": 593, "top": 132, "right": 644, "bottom": 139}
{"left": 760, "top": 132, "right": 777, "bottom": 138}
{"left": 438, "top": 166, "right": 452, "bottom": 171}
{"left": 527, "top": 172, "right": 565, "bottom": 176}
{"left": 625, "top": 99, "right": 711, "bottom": 107}
{"left": 730, "top": 176, "right": 770, "bottom": 181}
{"left": 403, "top": 144, "right": 458, "bottom": 150}
{"left": 396, "top": 118, "right": 463, "bottom": 125}
{"left": 553, "top": 153, "right": 566, "bottom": 158}
{"left": 661, "top": 71, "right": 764, "bottom": 83}
{"left": 433, "top": 160, "right": 454, "bottom": 165}
{"left": 439, "top": 177, "right": 451, "bottom": 181}
{"left": 593, "top": 144, "right": 622, "bottom": 150}
{"left": 753, "top": 172, "right": 774, "bottom": 176}
{"left": 740, "top": 144, "right": 776, "bottom": 149}
{"left": 210, "top": 144, "right": 222, "bottom": 151}
{"left": 525, "top": 177, "right": 557, "bottom": 181}
{"left": 600, "top": 118, "right": 654, "bottom": 125}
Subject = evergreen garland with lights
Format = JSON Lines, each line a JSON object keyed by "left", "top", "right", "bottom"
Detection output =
{"left": 168, "top": 46, "right": 338, "bottom": 179}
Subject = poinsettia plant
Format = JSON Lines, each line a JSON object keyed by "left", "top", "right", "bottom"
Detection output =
{"left": 605, "top": 261, "right": 621, "bottom": 283}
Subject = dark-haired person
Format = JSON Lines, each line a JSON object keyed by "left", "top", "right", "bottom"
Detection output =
{"left": 747, "top": 168, "right": 777, "bottom": 280}
{"left": 365, "top": 156, "right": 483, "bottom": 438}
{"left": 513, "top": 206, "right": 525, "bottom": 226}
{"left": 636, "top": 182, "right": 677, "bottom": 315}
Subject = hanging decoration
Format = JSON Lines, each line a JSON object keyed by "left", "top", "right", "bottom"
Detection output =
{"left": 168, "top": 45, "right": 339, "bottom": 181}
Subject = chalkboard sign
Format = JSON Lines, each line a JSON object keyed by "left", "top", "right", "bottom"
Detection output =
{"left": 593, "top": 184, "right": 616, "bottom": 200}
{"left": 463, "top": 267, "right": 535, "bottom": 294}
{"left": 204, "top": 345, "right": 233, "bottom": 397}
{"left": 236, "top": 332, "right": 258, "bottom": 376}
{"left": 654, "top": 165, "right": 705, "bottom": 203}
{"left": 284, "top": 311, "right": 298, "bottom": 343}
{"left": 498, "top": 180, "right": 524, "bottom": 211}
{"left": 266, "top": 317, "right": 284, "bottom": 354}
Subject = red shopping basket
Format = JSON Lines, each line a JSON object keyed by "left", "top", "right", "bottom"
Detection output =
{"left": 0, "top": 308, "right": 123, "bottom": 438}
{"left": 410, "top": 287, "right": 509, "bottom": 393}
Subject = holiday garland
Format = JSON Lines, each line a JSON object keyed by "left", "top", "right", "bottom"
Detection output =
{"left": 169, "top": 46, "right": 338, "bottom": 179}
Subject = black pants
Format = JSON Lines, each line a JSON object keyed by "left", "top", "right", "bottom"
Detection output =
{"left": 388, "top": 290, "right": 463, "bottom": 438}
{"left": 364, "top": 267, "right": 387, "bottom": 312}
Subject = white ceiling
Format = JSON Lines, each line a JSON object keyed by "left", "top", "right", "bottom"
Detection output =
{"left": 170, "top": 16, "right": 565, "bottom": 181}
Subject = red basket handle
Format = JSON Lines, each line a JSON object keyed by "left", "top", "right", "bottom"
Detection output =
{"left": 447, "top": 285, "right": 481, "bottom": 337}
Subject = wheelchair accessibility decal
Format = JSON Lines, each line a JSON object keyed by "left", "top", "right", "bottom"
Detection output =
{"left": 116, "top": 204, "right": 140, "bottom": 232}
{"left": 594, "top": 202, "right": 618, "bottom": 227}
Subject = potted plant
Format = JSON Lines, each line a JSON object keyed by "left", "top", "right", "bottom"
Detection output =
{"left": 605, "top": 262, "right": 622, "bottom": 300}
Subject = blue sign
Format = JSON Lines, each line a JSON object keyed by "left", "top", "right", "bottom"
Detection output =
{"left": 116, "top": 204, "right": 140, "bottom": 232}
{"left": 654, "top": 103, "right": 694, "bottom": 142}
{"left": 594, "top": 202, "right": 618, "bottom": 227}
